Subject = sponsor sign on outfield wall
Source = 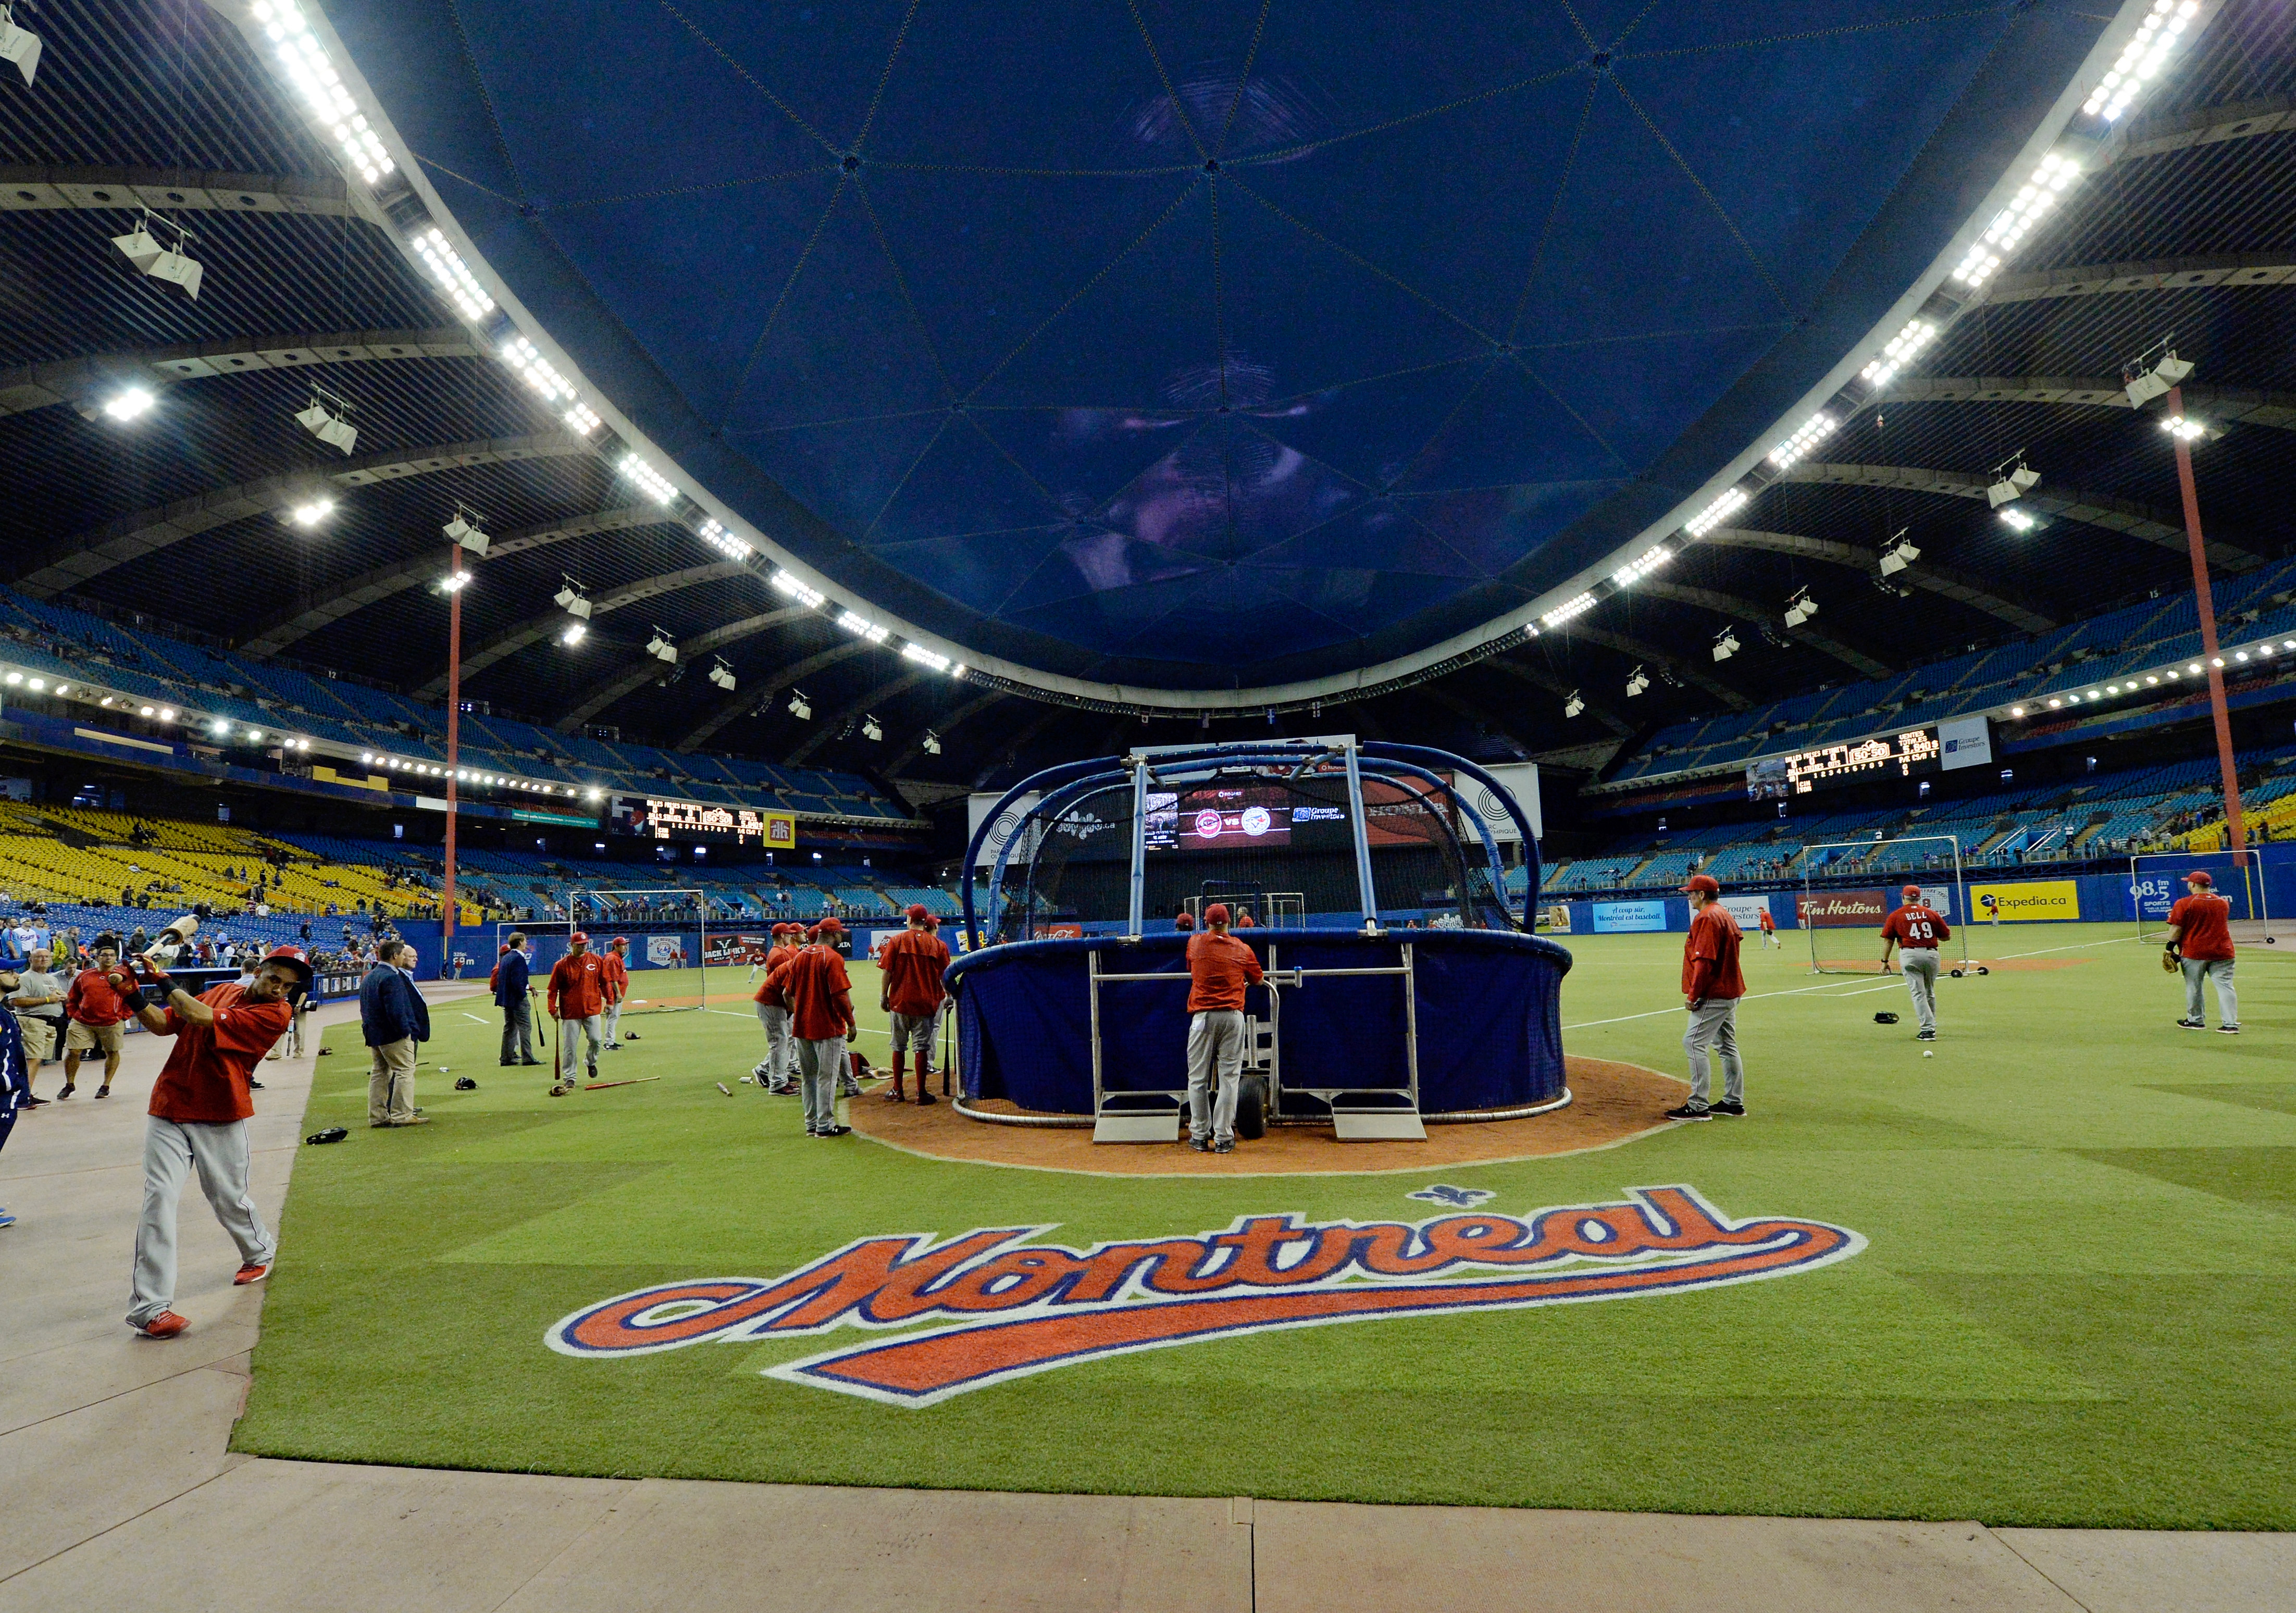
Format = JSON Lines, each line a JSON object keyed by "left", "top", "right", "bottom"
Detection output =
{"left": 1971, "top": 880, "right": 2078, "bottom": 922}
{"left": 547, "top": 1187, "right": 1865, "bottom": 1407}
{"left": 1592, "top": 900, "right": 1669, "bottom": 933}
{"left": 1718, "top": 896, "right": 1773, "bottom": 932}
{"left": 1797, "top": 889, "right": 1888, "bottom": 927}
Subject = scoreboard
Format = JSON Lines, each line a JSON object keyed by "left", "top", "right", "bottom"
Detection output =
{"left": 610, "top": 795, "right": 797, "bottom": 848}
{"left": 1747, "top": 727, "right": 1943, "bottom": 799}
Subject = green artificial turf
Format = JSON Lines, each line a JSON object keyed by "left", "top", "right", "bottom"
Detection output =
{"left": 233, "top": 928, "right": 2296, "bottom": 1525}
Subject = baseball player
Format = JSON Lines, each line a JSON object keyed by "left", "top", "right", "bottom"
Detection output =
{"left": 117, "top": 942, "right": 309, "bottom": 1337}
{"left": 1757, "top": 905, "right": 1778, "bottom": 948}
{"left": 2165, "top": 869, "right": 2239, "bottom": 1033}
{"left": 600, "top": 936, "right": 630, "bottom": 1048}
{"left": 1879, "top": 884, "right": 1950, "bottom": 1041}
{"left": 877, "top": 904, "right": 948, "bottom": 1105}
{"left": 545, "top": 932, "right": 608, "bottom": 1091}
{"left": 59, "top": 936, "right": 132, "bottom": 1099}
{"left": 1173, "top": 906, "right": 1195, "bottom": 932}
{"left": 779, "top": 917, "right": 857, "bottom": 1137}
{"left": 0, "top": 967, "right": 28, "bottom": 1228}
{"left": 1183, "top": 903, "right": 1264, "bottom": 1154}
{"left": 1669, "top": 874, "right": 1746, "bottom": 1121}
{"left": 752, "top": 924, "right": 799, "bottom": 1094}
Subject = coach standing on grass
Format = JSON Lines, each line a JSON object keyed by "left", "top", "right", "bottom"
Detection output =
{"left": 117, "top": 944, "right": 307, "bottom": 1338}
{"left": 1669, "top": 875, "right": 1746, "bottom": 1122}
{"left": 361, "top": 940, "right": 431, "bottom": 1127}
{"left": 600, "top": 936, "right": 630, "bottom": 1049}
{"left": 783, "top": 917, "right": 857, "bottom": 1137}
{"left": 1880, "top": 884, "right": 1950, "bottom": 1042}
{"left": 2166, "top": 869, "right": 2239, "bottom": 1033}
{"left": 547, "top": 933, "right": 607, "bottom": 1091}
{"left": 1184, "top": 903, "right": 1263, "bottom": 1155}
{"left": 495, "top": 932, "right": 538, "bottom": 1066}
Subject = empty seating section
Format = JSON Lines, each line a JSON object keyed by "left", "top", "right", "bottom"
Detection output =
{"left": 0, "top": 595, "right": 915, "bottom": 823}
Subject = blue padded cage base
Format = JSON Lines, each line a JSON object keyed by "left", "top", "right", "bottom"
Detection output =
{"left": 948, "top": 929, "right": 1571, "bottom": 1119}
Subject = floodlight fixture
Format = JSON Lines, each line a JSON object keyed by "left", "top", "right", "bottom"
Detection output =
{"left": 901, "top": 642, "right": 953, "bottom": 674}
{"left": 618, "top": 452, "right": 678, "bottom": 504}
{"left": 861, "top": 715, "right": 884, "bottom": 743}
{"left": 787, "top": 689, "right": 812, "bottom": 721}
{"left": 1999, "top": 507, "right": 2037, "bottom": 533}
{"left": 1953, "top": 152, "right": 2079, "bottom": 287}
{"left": 293, "top": 385, "right": 357, "bottom": 454}
{"left": 922, "top": 730, "right": 942, "bottom": 755}
{"left": 102, "top": 388, "right": 155, "bottom": 423}
{"left": 437, "top": 569, "right": 472, "bottom": 593}
{"left": 1877, "top": 533, "right": 1920, "bottom": 577}
{"left": 1609, "top": 544, "right": 1671, "bottom": 588}
{"left": 500, "top": 336, "right": 597, "bottom": 433}
{"left": 553, "top": 579, "right": 592, "bottom": 619}
{"left": 697, "top": 518, "right": 751, "bottom": 560}
{"left": 560, "top": 622, "right": 586, "bottom": 646}
{"left": 288, "top": 498, "right": 334, "bottom": 528}
{"left": 707, "top": 659, "right": 736, "bottom": 691}
{"left": 1, "top": 2, "right": 43, "bottom": 84}
{"left": 770, "top": 570, "right": 826, "bottom": 607}
{"left": 110, "top": 212, "right": 203, "bottom": 300}
{"left": 1684, "top": 486, "right": 1747, "bottom": 538}
{"left": 1783, "top": 588, "right": 1818, "bottom": 628}
{"left": 2123, "top": 342, "right": 2192, "bottom": 407}
{"left": 443, "top": 504, "right": 491, "bottom": 554}
{"left": 1711, "top": 628, "right": 1740, "bottom": 663}
{"left": 1986, "top": 452, "right": 2040, "bottom": 506}
{"left": 1562, "top": 691, "right": 1585, "bottom": 719}
{"left": 1859, "top": 319, "right": 1935, "bottom": 387}
{"left": 646, "top": 628, "right": 677, "bottom": 664}
{"left": 2161, "top": 413, "right": 2205, "bottom": 442}
{"left": 2084, "top": 0, "right": 2201, "bottom": 123}
{"left": 836, "top": 609, "right": 889, "bottom": 644}
{"left": 1766, "top": 412, "right": 1837, "bottom": 470}
{"left": 1538, "top": 591, "right": 1597, "bottom": 631}
{"left": 1625, "top": 666, "right": 1650, "bottom": 698}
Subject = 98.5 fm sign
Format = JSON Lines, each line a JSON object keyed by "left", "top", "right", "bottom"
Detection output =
{"left": 2128, "top": 874, "right": 2182, "bottom": 922}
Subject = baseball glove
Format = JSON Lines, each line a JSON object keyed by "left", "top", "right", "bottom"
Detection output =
{"left": 2161, "top": 947, "right": 2181, "bottom": 972}
{"left": 1873, "top": 1011, "right": 1900, "bottom": 1024}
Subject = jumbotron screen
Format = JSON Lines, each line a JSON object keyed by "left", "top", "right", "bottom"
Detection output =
{"left": 1747, "top": 727, "right": 1943, "bottom": 798}
{"left": 1141, "top": 776, "right": 1442, "bottom": 853}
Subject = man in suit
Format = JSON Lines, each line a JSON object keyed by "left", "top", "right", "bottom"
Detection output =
{"left": 360, "top": 940, "right": 432, "bottom": 1127}
{"left": 495, "top": 932, "right": 538, "bottom": 1066}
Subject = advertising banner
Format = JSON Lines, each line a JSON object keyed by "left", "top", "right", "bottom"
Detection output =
{"left": 1540, "top": 904, "right": 1571, "bottom": 934}
{"left": 1719, "top": 895, "right": 1773, "bottom": 932}
{"left": 1592, "top": 900, "right": 1668, "bottom": 933}
{"left": 1938, "top": 714, "right": 1993, "bottom": 772}
{"left": 1797, "top": 888, "right": 1889, "bottom": 927}
{"left": 1469, "top": 762, "right": 1543, "bottom": 842}
{"left": 967, "top": 791, "right": 1042, "bottom": 868}
{"left": 643, "top": 934, "right": 690, "bottom": 968}
{"left": 761, "top": 811, "right": 797, "bottom": 850}
{"left": 1906, "top": 885, "right": 1956, "bottom": 920}
{"left": 1971, "top": 880, "right": 2078, "bottom": 922}
{"left": 703, "top": 932, "right": 768, "bottom": 967}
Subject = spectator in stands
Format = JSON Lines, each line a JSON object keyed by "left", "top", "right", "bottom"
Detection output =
{"left": 495, "top": 933, "right": 538, "bottom": 1066}
{"left": 361, "top": 941, "right": 430, "bottom": 1127}
{"left": 8, "top": 947, "right": 67, "bottom": 1104}
{"left": 60, "top": 937, "right": 132, "bottom": 1100}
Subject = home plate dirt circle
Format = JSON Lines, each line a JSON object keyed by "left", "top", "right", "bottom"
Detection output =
{"left": 850, "top": 1056, "right": 1689, "bottom": 1176}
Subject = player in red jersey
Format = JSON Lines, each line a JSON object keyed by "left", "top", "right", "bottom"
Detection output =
{"left": 546, "top": 932, "right": 607, "bottom": 1091}
{"left": 1184, "top": 904, "right": 1264, "bottom": 1153}
{"left": 1669, "top": 875, "right": 1746, "bottom": 1122}
{"left": 1880, "top": 884, "right": 1951, "bottom": 1041}
{"left": 2166, "top": 870, "right": 2238, "bottom": 1032}
{"left": 878, "top": 904, "right": 949, "bottom": 1105}
{"left": 1756, "top": 905, "right": 1778, "bottom": 948}
{"left": 599, "top": 936, "right": 630, "bottom": 1049}
{"left": 782, "top": 918, "right": 858, "bottom": 1136}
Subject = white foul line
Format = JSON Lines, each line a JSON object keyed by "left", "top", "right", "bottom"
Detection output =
{"left": 1562, "top": 975, "right": 1887, "bottom": 1031}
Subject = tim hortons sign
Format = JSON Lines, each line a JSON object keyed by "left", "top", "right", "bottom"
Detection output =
{"left": 547, "top": 1187, "right": 1864, "bottom": 1407}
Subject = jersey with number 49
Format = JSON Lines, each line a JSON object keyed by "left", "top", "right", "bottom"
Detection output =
{"left": 1881, "top": 904, "right": 1950, "bottom": 950}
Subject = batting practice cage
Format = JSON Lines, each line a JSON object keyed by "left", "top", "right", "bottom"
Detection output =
{"left": 2130, "top": 850, "right": 2280, "bottom": 946}
{"left": 1800, "top": 835, "right": 1976, "bottom": 976}
{"left": 947, "top": 740, "right": 1572, "bottom": 1143}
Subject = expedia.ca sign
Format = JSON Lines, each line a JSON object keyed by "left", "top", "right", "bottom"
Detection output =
{"left": 548, "top": 1187, "right": 1862, "bottom": 1407}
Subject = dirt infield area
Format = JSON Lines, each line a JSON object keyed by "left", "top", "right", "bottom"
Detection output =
{"left": 849, "top": 1054, "right": 1688, "bottom": 1176}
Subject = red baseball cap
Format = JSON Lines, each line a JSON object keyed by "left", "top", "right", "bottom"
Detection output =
{"left": 262, "top": 944, "right": 314, "bottom": 987}
{"left": 2186, "top": 870, "right": 2214, "bottom": 887}
{"left": 1202, "top": 903, "right": 1231, "bottom": 925}
{"left": 906, "top": 903, "right": 930, "bottom": 922}
{"left": 1681, "top": 875, "right": 1720, "bottom": 896}
{"left": 569, "top": 930, "right": 590, "bottom": 944}
{"left": 610, "top": 935, "right": 628, "bottom": 948}
{"left": 813, "top": 916, "right": 845, "bottom": 936}
{"left": 1903, "top": 884, "right": 1922, "bottom": 900}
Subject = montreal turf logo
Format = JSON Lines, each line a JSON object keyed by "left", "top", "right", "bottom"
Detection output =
{"left": 545, "top": 1186, "right": 1863, "bottom": 1407}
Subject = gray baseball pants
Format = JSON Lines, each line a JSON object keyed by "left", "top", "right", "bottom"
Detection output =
{"left": 795, "top": 1034, "right": 848, "bottom": 1132}
{"left": 128, "top": 1116, "right": 274, "bottom": 1327}
{"left": 888, "top": 1008, "right": 938, "bottom": 1066}
{"left": 1186, "top": 1009, "right": 1247, "bottom": 1144}
{"left": 556, "top": 1014, "right": 602, "bottom": 1083}
{"left": 1682, "top": 999, "right": 1744, "bottom": 1108}
{"left": 2181, "top": 958, "right": 2237, "bottom": 1026}
{"left": 1900, "top": 948, "right": 1941, "bottom": 1035}
{"left": 754, "top": 1002, "right": 793, "bottom": 1084}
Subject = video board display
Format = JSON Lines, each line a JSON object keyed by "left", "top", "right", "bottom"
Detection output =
{"left": 1141, "top": 775, "right": 1446, "bottom": 852}
{"left": 1747, "top": 728, "right": 1942, "bottom": 799}
{"left": 610, "top": 795, "right": 796, "bottom": 848}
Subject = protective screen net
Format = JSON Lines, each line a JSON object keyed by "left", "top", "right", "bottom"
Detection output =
{"left": 989, "top": 765, "right": 1513, "bottom": 935}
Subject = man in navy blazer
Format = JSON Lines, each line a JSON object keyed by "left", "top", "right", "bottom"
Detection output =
{"left": 494, "top": 932, "right": 537, "bottom": 1066}
{"left": 360, "top": 941, "right": 432, "bottom": 1128}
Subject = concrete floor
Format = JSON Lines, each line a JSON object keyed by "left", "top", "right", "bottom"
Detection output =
{"left": 1, "top": 983, "right": 2286, "bottom": 1612}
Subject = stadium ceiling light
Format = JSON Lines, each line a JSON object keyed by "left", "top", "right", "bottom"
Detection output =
{"left": 900, "top": 642, "right": 953, "bottom": 674}
{"left": 412, "top": 227, "right": 494, "bottom": 321}
{"left": 252, "top": 0, "right": 394, "bottom": 185}
{"left": 437, "top": 569, "right": 472, "bottom": 593}
{"left": 2236, "top": 651, "right": 2250, "bottom": 663}
{"left": 646, "top": 627, "right": 677, "bottom": 664}
{"left": 1952, "top": 152, "right": 2078, "bottom": 288}
{"left": 444, "top": 505, "right": 491, "bottom": 555}
{"left": 706, "top": 658, "right": 736, "bottom": 691}
{"left": 500, "top": 336, "right": 598, "bottom": 434}
{"left": 585, "top": 788, "right": 602, "bottom": 801}
{"left": 2049, "top": 698, "right": 2063, "bottom": 709}
{"left": 770, "top": 570, "right": 826, "bottom": 608}
{"left": 2084, "top": 0, "right": 2200, "bottom": 122}
{"left": 1987, "top": 453, "right": 2040, "bottom": 507}
{"left": 1625, "top": 665, "right": 1650, "bottom": 698}
{"left": 1859, "top": 319, "right": 1935, "bottom": 388}
{"left": 293, "top": 385, "right": 357, "bottom": 454}
{"left": 2009, "top": 705, "right": 2025, "bottom": 717}
{"left": 2161, "top": 413, "right": 2205, "bottom": 442}
{"left": 787, "top": 689, "right": 812, "bottom": 720}
{"left": 2086, "top": 690, "right": 2101, "bottom": 701}
{"left": 23, "top": 678, "right": 40, "bottom": 691}
{"left": 1538, "top": 591, "right": 1596, "bottom": 631}
{"left": 1711, "top": 628, "right": 1740, "bottom": 663}
{"left": 861, "top": 715, "right": 884, "bottom": 742}
{"left": 102, "top": 387, "right": 155, "bottom": 423}
{"left": 1609, "top": 544, "right": 1671, "bottom": 587}
{"left": 1766, "top": 412, "right": 1836, "bottom": 470}
{"left": 2210, "top": 656, "right": 2224, "bottom": 667}
{"left": 836, "top": 609, "right": 889, "bottom": 644}
{"left": 2145, "top": 675, "right": 2160, "bottom": 684}
{"left": 1999, "top": 507, "right": 2037, "bottom": 533}
{"left": 619, "top": 453, "right": 678, "bottom": 505}
{"left": 140, "top": 704, "right": 155, "bottom": 716}
{"left": 1, "top": 671, "right": 18, "bottom": 684}
{"left": 110, "top": 210, "right": 203, "bottom": 300}
{"left": 1, "top": 2, "right": 43, "bottom": 85}
{"left": 1684, "top": 487, "right": 1747, "bottom": 539}
{"left": 560, "top": 622, "right": 586, "bottom": 647}
{"left": 1562, "top": 690, "right": 1585, "bottom": 719}
{"left": 922, "top": 729, "right": 942, "bottom": 755}
{"left": 553, "top": 579, "right": 592, "bottom": 619}
{"left": 1877, "top": 533, "right": 1921, "bottom": 576}
{"left": 2124, "top": 343, "right": 2192, "bottom": 407}
{"left": 1782, "top": 588, "right": 1817, "bottom": 628}
{"left": 697, "top": 518, "right": 752, "bottom": 560}
{"left": 288, "top": 498, "right": 334, "bottom": 528}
